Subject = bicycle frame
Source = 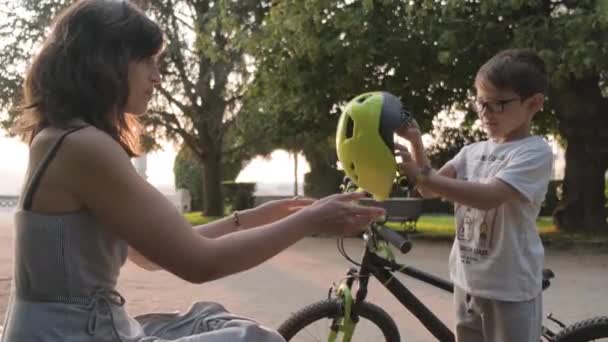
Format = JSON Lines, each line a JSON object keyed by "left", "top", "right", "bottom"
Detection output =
{"left": 345, "top": 237, "right": 456, "bottom": 342}
{"left": 324, "top": 180, "right": 561, "bottom": 341}
{"left": 331, "top": 225, "right": 561, "bottom": 342}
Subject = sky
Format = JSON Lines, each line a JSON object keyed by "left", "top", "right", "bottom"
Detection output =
{"left": 1, "top": 119, "right": 567, "bottom": 196}
{"left": 0, "top": 131, "right": 310, "bottom": 196}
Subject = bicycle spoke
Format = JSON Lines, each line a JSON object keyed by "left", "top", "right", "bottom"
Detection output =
{"left": 288, "top": 316, "right": 389, "bottom": 342}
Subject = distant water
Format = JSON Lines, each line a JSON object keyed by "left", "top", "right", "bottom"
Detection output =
{"left": 0, "top": 208, "right": 14, "bottom": 218}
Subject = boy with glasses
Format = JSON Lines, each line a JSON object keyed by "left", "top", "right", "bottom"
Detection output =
{"left": 396, "top": 48, "right": 553, "bottom": 342}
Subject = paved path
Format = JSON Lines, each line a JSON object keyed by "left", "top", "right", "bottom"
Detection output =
{"left": 1, "top": 210, "right": 606, "bottom": 341}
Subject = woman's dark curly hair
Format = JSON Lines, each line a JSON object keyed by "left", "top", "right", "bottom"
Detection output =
{"left": 16, "top": 0, "right": 164, "bottom": 156}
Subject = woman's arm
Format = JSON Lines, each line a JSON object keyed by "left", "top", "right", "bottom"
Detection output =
{"left": 64, "top": 128, "right": 384, "bottom": 282}
{"left": 128, "top": 199, "right": 313, "bottom": 271}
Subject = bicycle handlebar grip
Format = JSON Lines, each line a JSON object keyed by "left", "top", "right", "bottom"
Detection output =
{"left": 377, "top": 225, "right": 412, "bottom": 254}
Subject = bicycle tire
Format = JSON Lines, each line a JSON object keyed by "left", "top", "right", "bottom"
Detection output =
{"left": 553, "top": 316, "right": 608, "bottom": 342}
{"left": 278, "top": 299, "right": 400, "bottom": 342}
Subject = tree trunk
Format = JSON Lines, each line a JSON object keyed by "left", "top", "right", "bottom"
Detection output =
{"left": 554, "top": 141, "right": 607, "bottom": 231}
{"left": 553, "top": 77, "right": 608, "bottom": 232}
{"left": 302, "top": 141, "right": 343, "bottom": 198}
{"left": 201, "top": 152, "right": 224, "bottom": 217}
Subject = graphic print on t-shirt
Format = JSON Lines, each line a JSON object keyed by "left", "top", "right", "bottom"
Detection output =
{"left": 457, "top": 205, "right": 499, "bottom": 263}
{"left": 456, "top": 151, "right": 504, "bottom": 265}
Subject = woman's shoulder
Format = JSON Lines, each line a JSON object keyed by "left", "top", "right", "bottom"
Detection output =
{"left": 31, "top": 124, "right": 131, "bottom": 170}
{"left": 33, "top": 125, "right": 115, "bottom": 149}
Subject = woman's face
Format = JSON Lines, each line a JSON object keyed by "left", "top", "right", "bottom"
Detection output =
{"left": 125, "top": 56, "right": 161, "bottom": 115}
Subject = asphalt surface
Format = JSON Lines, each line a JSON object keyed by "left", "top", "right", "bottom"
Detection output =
{"left": 1, "top": 210, "right": 606, "bottom": 341}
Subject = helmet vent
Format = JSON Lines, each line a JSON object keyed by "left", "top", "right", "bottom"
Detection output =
{"left": 345, "top": 116, "right": 354, "bottom": 139}
{"left": 350, "top": 163, "right": 358, "bottom": 181}
{"left": 356, "top": 94, "right": 372, "bottom": 103}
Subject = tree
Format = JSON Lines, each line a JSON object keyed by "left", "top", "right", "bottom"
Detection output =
{"left": 0, "top": 0, "right": 268, "bottom": 216}
{"left": 425, "top": 111, "right": 487, "bottom": 168}
{"left": 244, "top": 0, "right": 608, "bottom": 232}
{"left": 174, "top": 145, "right": 204, "bottom": 211}
{"left": 173, "top": 140, "right": 252, "bottom": 212}
{"left": 240, "top": 0, "right": 454, "bottom": 196}
{"left": 408, "top": 0, "right": 608, "bottom": 232}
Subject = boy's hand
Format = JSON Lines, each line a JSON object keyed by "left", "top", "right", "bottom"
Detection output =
{"left": 396, "top": 118, "right": 422, "bottom": 142}
{"left": 395, "top": 143, "right": 420, "bottom": 181}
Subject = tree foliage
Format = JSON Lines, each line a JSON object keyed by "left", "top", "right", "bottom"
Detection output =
{"left": 0, "top": 0, "right": 269, "bottom": 216}
{"left": 244, "top": 0, "right": 608, "bottom": 231}
{"left": 2, "top": 1, "right": 607, "bottom": 230}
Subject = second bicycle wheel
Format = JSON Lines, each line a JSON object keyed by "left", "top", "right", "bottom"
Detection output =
{"left": 553, "top": 316, "right": 608, "bottom": 342}
{"left": 278, "top": 299, "right": 400, "bottom": 342}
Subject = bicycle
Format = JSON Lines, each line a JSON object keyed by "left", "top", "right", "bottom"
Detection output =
{"left": 277, "top": 180, "right": 608, "bottom": 342}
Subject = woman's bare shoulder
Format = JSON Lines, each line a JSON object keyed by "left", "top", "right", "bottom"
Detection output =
{"left": 30, "top": 125, "right": 131, "bottom": 173}
{"left": 30, "top": 125, "right": 124, "bottom": 158}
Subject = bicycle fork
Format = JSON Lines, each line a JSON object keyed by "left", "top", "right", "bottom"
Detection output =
{"left": 327, "top": 268, "right": 364, "bottom": 342}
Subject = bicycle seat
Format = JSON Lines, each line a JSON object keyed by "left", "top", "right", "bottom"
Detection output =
{"left": 542, "top": 268, "right": 555, "bottom": 290}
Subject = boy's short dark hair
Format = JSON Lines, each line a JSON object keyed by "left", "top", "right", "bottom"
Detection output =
{"left": 476, "top": 49, "right": 548, "bottom": 98}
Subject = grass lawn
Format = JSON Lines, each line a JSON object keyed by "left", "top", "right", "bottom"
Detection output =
{"left": 388, "top": 215, "right": 608, "bottom": 247}
{"left": 387, "top": 215, "right": 555, "bottom": 238}
{"left": 184, "top": 212, "right": 607, "bottom": 247}
{"left": 184, "top": 212, "right": 221, "bottom": 226}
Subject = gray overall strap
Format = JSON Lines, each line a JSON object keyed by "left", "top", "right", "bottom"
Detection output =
{"left": 22, "top": 126, "right": 87, "bottom": 211}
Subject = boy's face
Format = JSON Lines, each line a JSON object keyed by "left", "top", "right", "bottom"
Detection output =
{"left": 474, "top": 78, "right": 544, "bottom": 142}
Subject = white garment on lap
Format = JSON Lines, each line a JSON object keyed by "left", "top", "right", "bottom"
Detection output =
{"left": 447, "top": 136, "right": 553, "bottom": 301}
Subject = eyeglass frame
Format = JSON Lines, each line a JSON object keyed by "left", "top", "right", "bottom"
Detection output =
{"left": 470, "top": 93, "right": 538, "bottom": 114}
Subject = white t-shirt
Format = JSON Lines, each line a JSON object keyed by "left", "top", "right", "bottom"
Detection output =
{"left": 446, "top": 136, "right": 553, "bottom": 301}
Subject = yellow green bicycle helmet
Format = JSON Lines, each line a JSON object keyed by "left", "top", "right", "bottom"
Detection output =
{"left": 336, "top": 91, "right": 411, "bottom": 200}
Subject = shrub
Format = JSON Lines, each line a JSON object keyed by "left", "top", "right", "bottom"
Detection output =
{"left": 222, "top": 181, "right": 256, "bottom": 211}
{"left": 174, "top": 146, "right": 203, "bottom": 211}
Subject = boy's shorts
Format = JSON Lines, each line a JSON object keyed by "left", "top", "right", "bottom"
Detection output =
{"left": 454, "top": 286, "right": 542, "bottom": 342}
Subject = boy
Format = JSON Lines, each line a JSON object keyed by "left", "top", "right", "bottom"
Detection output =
{"left": 397, "top": 49, "right": 553, "bottom": 342}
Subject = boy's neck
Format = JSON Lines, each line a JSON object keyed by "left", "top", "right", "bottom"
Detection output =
{"left": 491, "top": 130, "right": 532, "bottom": 144}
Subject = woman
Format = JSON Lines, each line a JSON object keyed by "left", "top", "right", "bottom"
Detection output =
{"left": 0, "top": 1, "right": 385, "bottom": 341}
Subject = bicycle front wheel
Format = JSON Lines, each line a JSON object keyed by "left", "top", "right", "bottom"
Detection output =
{"left": 553, "top": 316, "right": 608, "bottom": 342}
{"left": 278, "top": 299, "right": 400, "bottom": 342}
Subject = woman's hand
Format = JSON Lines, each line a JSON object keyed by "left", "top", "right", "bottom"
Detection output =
{"left": 294, "top": 192, "right": 386, "bottom": 236}
{"left": 252, "top": 197, "right": 316, "bottom": 225}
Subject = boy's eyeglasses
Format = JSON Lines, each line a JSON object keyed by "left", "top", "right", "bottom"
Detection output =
{"left": 470, "top": 98, "right": 521, "bottom": 114}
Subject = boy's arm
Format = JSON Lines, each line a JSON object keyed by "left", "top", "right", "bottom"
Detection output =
{"left": 416, "top": 175, "right": 522, "bottom": 211}
{"left": 402, "top": 138, "right": 515, "bottom": 206}
{"left": 396, "top": 119, "right": 516, "bottom": 206}
{"left": 419, "top": 164, "right": 457, "bottom": 198}
{"left": 399, "top": 132, "right": 457, "bottom": 198}
{"left": 413, "top": 142, "right": 553, "bottom": 211}
{"left": 399, "top": 144, "right": 521, "bottom": 208}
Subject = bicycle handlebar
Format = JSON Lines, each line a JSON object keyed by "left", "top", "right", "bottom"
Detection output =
{"left": 376, "top": 225, "right": 412, "bottom": 254}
